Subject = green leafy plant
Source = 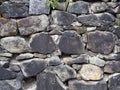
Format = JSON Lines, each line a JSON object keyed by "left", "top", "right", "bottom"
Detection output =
{"left": 115, "top": 19, "right": 120, "bottom": 27}
{"left": 47, "top": 0, "right": 59, "bottom": 9}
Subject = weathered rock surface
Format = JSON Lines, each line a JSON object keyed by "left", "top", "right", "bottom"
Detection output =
{"left": 79, "top": 64, "right": 103, "bottom": 80}
{"left": 51, "top": 10, "right": 76, "bottom": 26}
{"left": 69, "top": 80, "right": 107, "bottom": 90}
{"left": 0, "top": 68, "right": 17, "bottom": 80}
{"left": 19, "top": 58, "right": 47, "bottom": 77}
{"left": 108, "top": 73, "right": 120, "bottom": 90}
{"left": 87, "top": 31, "right": 115, "bottom": 54}
{"left": 0, "top": 37, "right": 29, "bottom": 53}
{"left": 0, "top": 2, "right": 28, "bottom": 18}
{"left": 104, "top": 61, "right": 120, "bottom": 73}
{"left": 29, "top": 0, "right": 50, "bottom": 15}
{"left": 89, "top": 56, "right": 105, "bottom": 67}
{"left": 62, "top": 54, "right": 88, "bottom": 65}
{"left": 16, "top": 53, "right": 33, "bottom": 60}
{"left": 90, "top": 2, "right": 108, "bottom": 13}
{"left": 78, "top": 13, "right": 114, "bottom": 26}
{"left": 0, "top": 18, "right": 17, "bottom": 36}
{"left": 29, "top": 33, "right": 56, "bottom": 54}
{"left": 67, "top": 1, "right": 89, "bottom": 14}
{"left": 59, "top": 31, "right": 84, "bottom": 55}
{"left": 37, "top": 72, "right": 67, "bottom": 90}
{"left": 17, "top": 15, "right": 49, "bottom": 35}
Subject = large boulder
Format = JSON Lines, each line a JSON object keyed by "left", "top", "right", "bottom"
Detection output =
{"left": 29, "top": 33, "right": 56, "bottom": 54}
{"left": 0, "top": 37, "right": 29, "bottom": 53}
{"left": 17, "top": 15, "right": 49, "bottom": 36}
{"left": 59, "top": 31, "right": 84, "bottom": 55}
{"left": 87, "top": 31, "right": 115, "bottom": 54}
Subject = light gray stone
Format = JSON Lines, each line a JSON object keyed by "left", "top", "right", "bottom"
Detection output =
{"left": 0, "top": 37, "right": 29, "bottom": 53}
{"left": 67, "top": 1, "right": 89, "bottom": 14}
{"left": 0, "top": 18, "right": 17, "bottom": 36}
{"left": 29, "top": 0, "right": 50, "bottom": 15}
{"left": 16, "top": 53, "right": 33, "bottom": 60}
{"left": 17, "top": 15, "right": 49, "bottom": 35}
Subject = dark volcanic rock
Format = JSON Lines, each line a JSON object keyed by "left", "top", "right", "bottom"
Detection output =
{"left": 87, "top": 31, "right": 115, "bottom": 54}
{"left": 77, "top": 13, "right": 114, "bottom": 26}
{"left": 68, "top": 80, "right": 107, "bottom": 90}
{"left": 0, "top": 68, "right": 17, "bottom": 80}
{"left": 29, "top": 33, "right": 56, "bottom": 54}
{"left": 17, "top": 15, "right": 49, "bottom": 36}
{"left": 67, "top": 1, "right": 89, "bottom": 14}
{"left": 0, "top": 2, "right": 28, "bottom": 18}
{"left": 51, "top": 10, "right": 76, "bottom": 26}
{"left": 29, "top": 0, "right": 50, "bottom": 15}
{"left": 59, "top": 31, "right": 84, "bottom": 55}
{"left": 108, "top": 74, "right": 120, "bottom": 90}
{"left": 37, "top": 72, "right": 67, "bottom": 90}
{"left": 20, "top": 58, "right": 47, "bottom": 77}
{"left": 104, "top": 61, "right": 120, "bottom": 73}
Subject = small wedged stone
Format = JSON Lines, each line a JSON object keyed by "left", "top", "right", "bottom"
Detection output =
{"left": 0, "top": 2, "right": 28, "bottom": 18}
{"left": 0, "top": 68, "right": 17, "bottom": 80}
{"left": 29, "top": 33, "right": 56, "bottom": 54}
{"left": 89, "top": 56, "right": 105, "bottom": 67}
{"left": 77, "top": 13, "right": 114, "bottom": 26}
{"left": 68, "top": 80, "right": 107, "bottom": 90}
{"left": 17, "top": 15, "right": 49, "bottom": 36}
{"left": 62, "top": 54, "right": 89, "bottom": 65}
{"left": 37, "top": 72, "right": 67, "bottom": 90}
{"left": 114, "top": 45, "right": 120, "bottom": 53}
{"left": 90, "top": 2, "right": 108, "bottom": 13}
{"left": 108, "top": 73, "right": 120, "bottom": 90}
{"left": 0, "top": 37, "right": 29, "bottom": 53}
{"left": 87, "top": 31, "right": 115, "bottom": 54}
{"left": 0, "top": 53, "right": 12, "bottom": 58}
{"left": 104, "top": 61, "right": 120, "bottom": 73}
{"left": 29, "top": 0, "right": 50, "bottom": 15}
{"left": 51, "top": 10, "right": 76, "bottom": 26}
{"left": 0, "top": 17, "right": 17, "bottom": 36}
{"left": 79, "top": 64, "right": 103, "bottom": 80}
{"left": 67, "top": 1, "right": 89, "bottom": 14}
{"left": 59, "top": 31, "right": 84, "bottom": 55}
{"left": 16, "top": 53, "right": 33, "bottom": 60}
{"left": 19, "top": 58, "right": 47, "bottom": 77}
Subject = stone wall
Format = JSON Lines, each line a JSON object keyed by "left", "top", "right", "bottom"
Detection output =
{"left": 0, "top": 0, "right": 120, "bottom": 90}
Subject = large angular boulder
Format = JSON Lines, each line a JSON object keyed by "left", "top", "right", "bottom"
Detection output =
{"left": 37, "top": 72, "right": 67, "bottom": 90}
{"left": 51, "top": 10, "right": 76, "bottom": 26}
{"left": 0, "top": 68, "right": 17, "bottom": 80}
{"left": 68, "top": 80, "right": 107, "bottom": 90}
{"left": 0, "top": 2, "right": 28, "bottom": 18}
{"left": 0, "top": 17, "right": 17, "bottom": 36}
{"left": 108, "top": 74, "right": 120, "bottom": 90}
{"left": 19, "top": 58, "right": 47, "bottom": 77}
{"left": 67, "top": 1, "right": 89, "bottom": 14}
{"left": 0, "top": 37, "right": 29, "bottom": 53}
{"left": 29, "top": 33, "right": 56, "bottom": 54}
{"left": 59, "top": 31, "right": 84, "bottom": 55}
{"left": 77, "top": 13, "right": 114, "bottom": 26}
{"left": 87, "top": 31, "right": 115, "bottom": 54}
{"left": 29, "top": 0, "right": 50, "bottom": 15}
{"left": 17, "top": 15, "right": 49, "bottom": 36}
